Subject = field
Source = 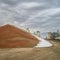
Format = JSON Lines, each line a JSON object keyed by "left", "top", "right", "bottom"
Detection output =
{"left": 0, "top": 40, "right": 60, "bottom": 60}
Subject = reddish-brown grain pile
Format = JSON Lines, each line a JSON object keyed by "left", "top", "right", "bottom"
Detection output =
{"left": 0, "top": 24, "right": 39, "bottom": 48}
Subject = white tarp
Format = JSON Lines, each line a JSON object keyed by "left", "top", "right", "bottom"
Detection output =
{"left": 34, "top": 35, "right": 52, "bottom": 47}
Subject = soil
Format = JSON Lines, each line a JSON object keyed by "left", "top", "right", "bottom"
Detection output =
{"left": 0, "top": 24, "right": 39, "bottom": 48}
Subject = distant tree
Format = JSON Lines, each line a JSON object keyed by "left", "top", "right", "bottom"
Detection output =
{"left": 26, "top": 28, "right": 30, "bottom": 33}
{"left": 36, "top": 31, "right": 40, "bottom": 37}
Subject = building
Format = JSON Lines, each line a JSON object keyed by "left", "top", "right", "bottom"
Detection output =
{"left": 34, "top": 31, "right": 40, "bottom": 37}
{"left": 47, "top": 30, "right": 60, "bottom": 40}
{"left": 46, "top": 32, "right": 53, "bottom": 39}
{"left": 55, "top": 36, "right": 60, "bottom": 40}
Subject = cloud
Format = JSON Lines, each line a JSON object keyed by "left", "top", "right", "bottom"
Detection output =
{"left": 19, "top": 2, "right": 44, "bottom": 9}
{"left": 0, "top": 0, "right": 20, "bottom": 6}
{"left": 20, "top": 8, "right": 60, "bottom": 25}
{"left": 20, "top": 8, "right": 60, "bottom": 32}
{"left": 0, "top": 0, "right": 60, "bottom": 32}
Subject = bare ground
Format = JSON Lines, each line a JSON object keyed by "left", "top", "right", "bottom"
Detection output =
{"left": 0, "top": 40, "right": 60, "bottom": 60}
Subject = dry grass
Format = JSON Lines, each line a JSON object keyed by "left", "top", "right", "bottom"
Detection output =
{"left": 0, "top": 40, "right": 60, "bottom": 60}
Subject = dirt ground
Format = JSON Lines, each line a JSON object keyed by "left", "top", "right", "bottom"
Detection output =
{"left": 0, "top": 40, "right": 60, "bottom": 60}
{"left": 0, "top": 24, "right": 39, "bottom": 48}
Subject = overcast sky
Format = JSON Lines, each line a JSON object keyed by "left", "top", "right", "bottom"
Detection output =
{"left": 0, "top": 0, "right": 60, "bottom": 32}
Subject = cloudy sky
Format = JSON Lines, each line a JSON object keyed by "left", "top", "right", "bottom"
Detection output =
{"left": 0, "top": 0, "right": 60, "bottom": 32}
